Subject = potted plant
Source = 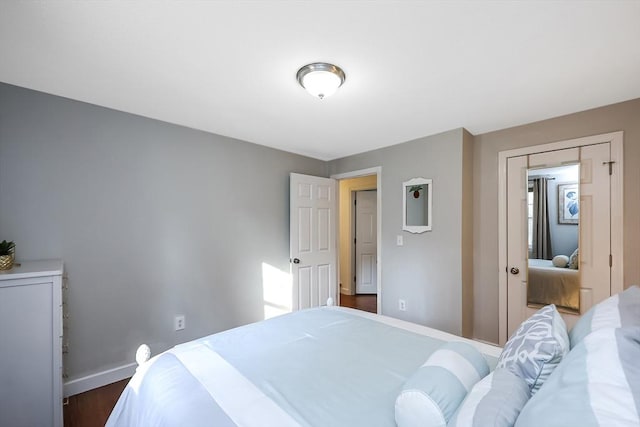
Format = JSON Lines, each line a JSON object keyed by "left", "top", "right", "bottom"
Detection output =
{"left": 0, "top": 240, "right": 15, "bottom": 270}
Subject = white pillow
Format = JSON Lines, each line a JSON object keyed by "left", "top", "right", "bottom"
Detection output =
{"left": 551, "top": 255, "right": 569, "bottom": 268}
{"left": 395, "top": 342, "right": 489, "bottom": 427}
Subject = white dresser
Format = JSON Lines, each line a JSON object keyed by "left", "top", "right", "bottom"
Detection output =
{"left": 0, "top": 260, "right": 63, "bottom": 427}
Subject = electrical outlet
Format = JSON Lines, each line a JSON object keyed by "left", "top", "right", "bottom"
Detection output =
{"left": 174, "top": 315, "right": 185, "bottom": 331}
{"left": 399, "top": 299, "right": 406, "bottom": 311}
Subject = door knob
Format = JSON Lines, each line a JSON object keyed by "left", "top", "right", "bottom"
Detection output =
{"left": 292, "top": 258, "right": 301, "bottom": 264}
{"left": 510, "top": 267, "right": 520, "bottom": 275}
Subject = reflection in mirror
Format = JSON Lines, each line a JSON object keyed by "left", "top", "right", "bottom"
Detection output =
{"left": 526, "top": 164, "right": 580, "bottom": 313}
{"left": 402, "top": 178, "right": 432, "bottom": 233}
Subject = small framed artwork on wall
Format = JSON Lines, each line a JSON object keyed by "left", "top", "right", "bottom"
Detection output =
{"left": 558, "top": 183, "right": 579, "bottom": 225}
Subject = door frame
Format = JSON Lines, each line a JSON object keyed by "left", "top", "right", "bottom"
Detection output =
{"left": 497, "top": 131, "right": 623, "bottom": 345}
{"left": 331, "top": 167, "right": 382, "bottom": 314}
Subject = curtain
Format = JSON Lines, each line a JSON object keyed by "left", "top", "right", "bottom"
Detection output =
{"left": 531, "top": 178, "right": 552, "bottom": 260}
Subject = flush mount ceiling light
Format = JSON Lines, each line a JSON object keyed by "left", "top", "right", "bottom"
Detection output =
{"left": 296, "top": 63, "right": 346, "bottom": 99}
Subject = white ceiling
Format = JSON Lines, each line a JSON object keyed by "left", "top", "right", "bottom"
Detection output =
{"left": 1, "top": 1, "right": 639, "bottom": 160}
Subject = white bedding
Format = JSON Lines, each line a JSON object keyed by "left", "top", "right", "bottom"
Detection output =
{"left": 527, "top": 259, "right": 580, "bottom": 311}
{"left": 106, "top": 307, "right": 501, "bottom": 427}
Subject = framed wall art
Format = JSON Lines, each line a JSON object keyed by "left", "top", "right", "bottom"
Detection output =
{"left": 558, "top": 183, "right": 579, "bottom": 225}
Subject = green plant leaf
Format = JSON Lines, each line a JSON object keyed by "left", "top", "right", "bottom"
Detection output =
{"left": 0, "top": 240, "right": 15, "bottom": 255}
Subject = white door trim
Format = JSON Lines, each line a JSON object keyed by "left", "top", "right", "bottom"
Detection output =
{"left": 331, "top": 167, "right": 382, "bottom": 314}
{"left": 498, "top": 131, "right": 623, "bottom": 345}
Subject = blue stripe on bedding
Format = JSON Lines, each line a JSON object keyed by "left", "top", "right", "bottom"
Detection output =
{"left": 515, "top": 327, "right": 640, "bottom": 427}
{"left": 199, "top": 308, "right": 455, "bottom": 427}
{"left": 616, "top": 328, "right": 640, "bottom": 417}
{"left": 108, "top": 308, "right": 499, "bottom": 427}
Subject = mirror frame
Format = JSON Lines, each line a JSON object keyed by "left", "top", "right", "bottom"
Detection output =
{"left": 402, "top": 177, "right": 432, "bottom": 233}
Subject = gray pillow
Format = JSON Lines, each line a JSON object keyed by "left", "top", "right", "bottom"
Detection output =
{"left": 497, "top": 305, "right": 569, "bottom": 394}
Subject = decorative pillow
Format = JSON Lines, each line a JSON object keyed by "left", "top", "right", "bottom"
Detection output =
{"left": 515, "top": 327, "right": 640, "bottom": 427}
{"left": 551, "top": 255, "right": 569, "bottom": 268}
{"left": 395, "top": 342, "right": 490, "bottom": 427}
{"left": 568, "top": 248, "right": 579, "bottom": 269}
{"left": 448, "top": 369, "right": 530, "bottom": 427}
{"left": 569, "top": 285, "right": 640, "bottom": 349}
{"left": 497, "top": 305, "right": 569, "bottom": 394}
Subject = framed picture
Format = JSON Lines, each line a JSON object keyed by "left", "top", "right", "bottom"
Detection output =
{"left": 558, "top": 183, "right": 579, "bottom": 224}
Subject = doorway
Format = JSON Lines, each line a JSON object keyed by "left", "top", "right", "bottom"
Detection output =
{"left": 498, "top": 132, "right": 624, "bottom": 345}
{"left": 331, "top": 167, "right": 382, "bottom": 314}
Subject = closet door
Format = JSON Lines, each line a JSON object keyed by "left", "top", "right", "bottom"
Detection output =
{"left": 505, "top": 145, "right": 612, "bottom": 338}
{"left": 499, "top": 132, "right": 623, "bottom": 345}
{"left": 505, "top": 154, "right": 528, "bottom": 336}
{"left": 579, "top": 143, "right": 613, "bottom": 308}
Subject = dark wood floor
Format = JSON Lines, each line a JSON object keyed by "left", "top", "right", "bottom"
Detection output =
{"left": 339, "top": 293, "right": 377, "bottom": 313}
{"left": 64, "top": 378, "right": 129, "bottom": 427}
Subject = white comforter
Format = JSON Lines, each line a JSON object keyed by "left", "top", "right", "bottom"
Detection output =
{"left": 107, "top": 307, "right": 501, "bottom": 427}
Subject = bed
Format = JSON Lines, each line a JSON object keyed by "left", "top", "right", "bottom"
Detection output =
{"left": 107, "top": 287, "right": 640, "bottom": 427}
{"left": 106, "top": 306, "right": 501, "bottom": 427}
{"left": 526, "top": 259, "right": 579, "bottom": 312}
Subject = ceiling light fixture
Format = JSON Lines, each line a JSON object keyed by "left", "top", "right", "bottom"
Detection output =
{"left": 296, "top": 63, "right": 346, "bottom": 99}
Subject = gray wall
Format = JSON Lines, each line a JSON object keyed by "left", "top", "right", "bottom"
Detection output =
{"left": 0, "top": 83, "right": 326, "bottom": 379}
{"left": 328, "top": 129, "right": 471, "bottom": 335}
{"left": 3, "top": 81, "right": 638, "bottom": 378}
{"left": 473, "top": 98, "right": 640, "bottom": 343}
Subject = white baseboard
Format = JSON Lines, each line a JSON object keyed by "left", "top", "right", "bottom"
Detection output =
{"left": 64, "top": 362, "right": 136, "bottom": 397}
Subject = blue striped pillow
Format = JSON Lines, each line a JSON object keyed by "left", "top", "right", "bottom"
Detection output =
{"left": 515, "top": 327, "right": 640, "bottom": 427}
{"left": 569, "top": 285, "right": 640, "bottom": 349}
{"left": 395, "top": 342, "right": 490, "bottom": 427}
{"left": 448, "top": 369, "right": 530, "bottom": 427}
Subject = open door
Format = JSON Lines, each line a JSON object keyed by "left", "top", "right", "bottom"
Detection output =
{"left": 290, "top": 173, "right": 337, "bottom": 310}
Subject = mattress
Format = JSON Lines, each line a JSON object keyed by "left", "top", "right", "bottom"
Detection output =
{"left": 106, "top": 307, "right": 500, "bottom": 427}
{"left": 527, "top": 259, "right": 580, "bottom": 312}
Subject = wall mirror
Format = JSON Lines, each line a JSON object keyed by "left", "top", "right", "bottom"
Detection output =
{"left": 402, "top": 177, "right": 432, "bottom": 233}
{"left": 526, "top": 164, "right": 580, "bottom": 313}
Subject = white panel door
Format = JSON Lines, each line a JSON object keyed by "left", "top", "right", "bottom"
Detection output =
{"left": 506, "top": 145, "right": 612, "bottom": 337}
{"left": 290, "top": 173, "right": 337, "bottom": 310}
{"left": 506, "top": 154, "right": 529, "bottom": 337}
{"left": 355, "top": 190, "right": 377, "bottom": 294}
{"left": 578, "top": 143, "right": 612, "bottom": 311}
